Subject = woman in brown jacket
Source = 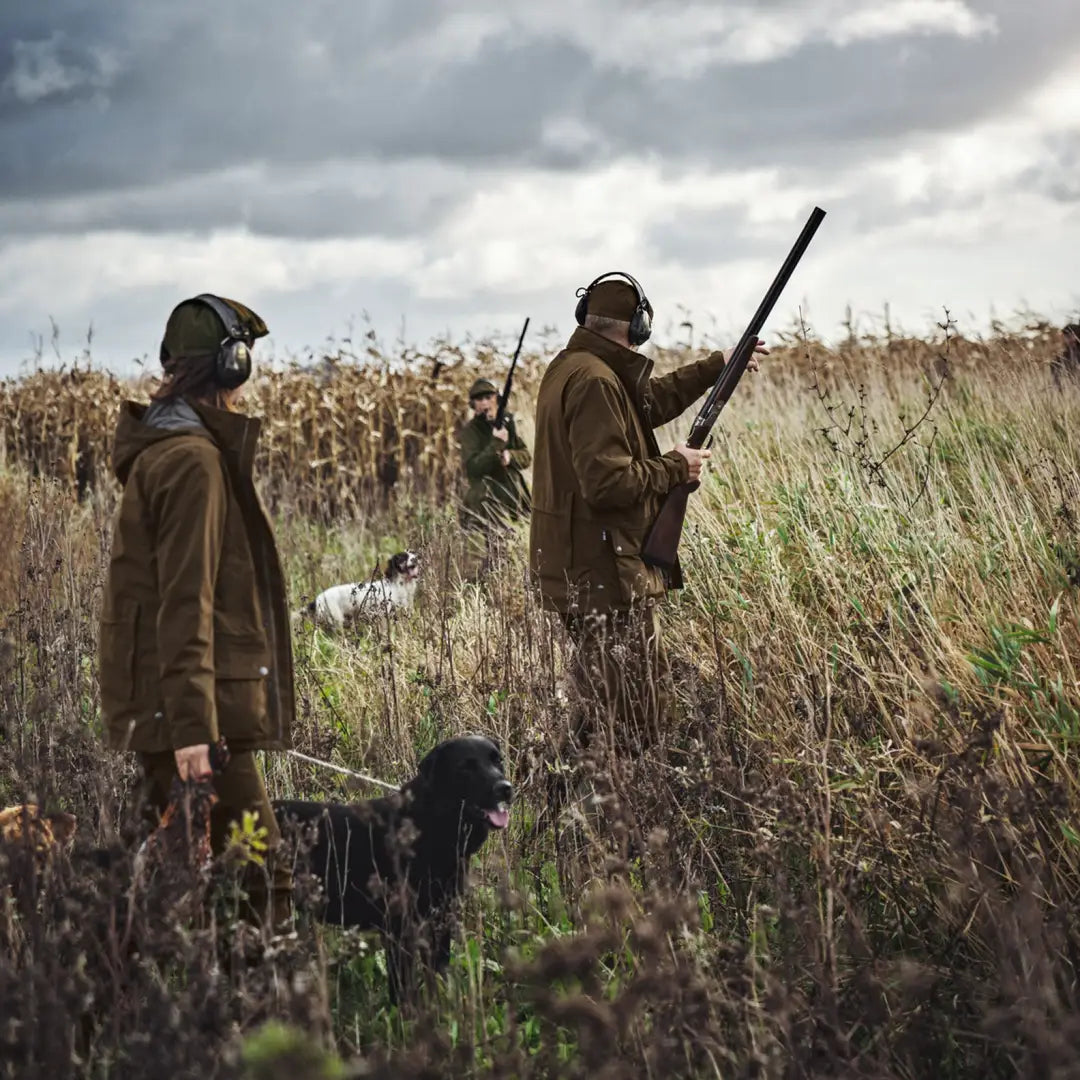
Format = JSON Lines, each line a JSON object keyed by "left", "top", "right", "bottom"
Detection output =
{"left": 99, "top": 294, "right": 295, "bottom": 929}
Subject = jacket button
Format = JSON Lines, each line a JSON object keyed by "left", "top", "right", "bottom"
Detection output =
{"left": 616, "top": 546, "right": 623, "bottom": 553}
{"left": 153, "top": 711, "right": 163, "bottom": 721}
{"left": 259, "top": 666, "right": 269, "bottom": 677}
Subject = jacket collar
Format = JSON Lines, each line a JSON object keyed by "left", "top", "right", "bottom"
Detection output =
{"left": 112, "top": 399, "right": 261, "bottom": 484}
{"left": 565, "top": 326, "right": 654, "bottom": 413}
{"left": 189, "top": 401, "right": 262, "bottom": 478}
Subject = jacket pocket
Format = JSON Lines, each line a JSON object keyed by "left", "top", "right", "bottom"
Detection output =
{"left": 608, "top": 526, "right": 663, "bottom": 607}
{"left": 529, "top": 491, "right": 572, "bottom": 572}
{"left": 569, "top": 517, "right": 620, "bottom": 609}
{"left": 99, "top": 600, "right": 139, "bottom": 706}
{"left": 215, "top": 676, "right": 270, "bottom": 743}
{"left": 214, "top": 631, "right": 270, "bottom": 681}
{"left": 214, "top": 632, "right": 272, "bottom": 744}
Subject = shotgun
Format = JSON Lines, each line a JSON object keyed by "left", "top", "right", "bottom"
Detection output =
{"left": 493, "top": 317, "right": 530, "bottom": 430}
{"left": 641, "top": 206, "right": 827, "bottom": 570}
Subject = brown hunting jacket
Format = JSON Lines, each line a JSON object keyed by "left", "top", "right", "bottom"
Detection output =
{"left": 529, "top": 327, "right": 730, "bottom": 615}
{"left": 99, "top": 400, "right": 295, "bottom": 754}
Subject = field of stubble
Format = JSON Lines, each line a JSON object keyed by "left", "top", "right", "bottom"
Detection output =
{"left": 1, "top": 316, "right": 1079, "bottom": 1079}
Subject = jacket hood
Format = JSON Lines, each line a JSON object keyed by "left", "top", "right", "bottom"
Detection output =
{"left": 111, "top": 399, "right": 263, "bottom": 486}
{"left": 112, "top": 402, "right": 194, "bottom": 485}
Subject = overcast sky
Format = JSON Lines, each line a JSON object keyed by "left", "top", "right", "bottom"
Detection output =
{"left": 1, "top": 0, "right": 1078, "bottom": 376}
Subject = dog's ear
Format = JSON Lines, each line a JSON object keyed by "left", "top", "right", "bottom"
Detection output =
{"left": 416, "top": 743, "right": 443, "bottom": 788}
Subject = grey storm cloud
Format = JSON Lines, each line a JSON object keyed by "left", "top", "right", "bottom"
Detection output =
{"left": 2, "top": 0, "right": 1080, "bottom": 377}
{"left": 644, "top": 205, "right": 759, "bottom": 268}
{"left": 0, "top": 160, "right": 472, "bottom": 240}
{"left": 3, "top": 0, "right": 1080, "bottom": 212}
{"left": 1024, "top": 132, "right": 1080, "bottom": 204}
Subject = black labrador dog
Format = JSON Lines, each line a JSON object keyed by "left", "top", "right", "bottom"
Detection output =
{"left": 273, "top": 734, "right": 512, "bottom": 1000}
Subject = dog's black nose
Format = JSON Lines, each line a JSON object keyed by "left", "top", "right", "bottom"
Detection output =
{"left": 494, "top": 779, "right": 513, "bottom": 805}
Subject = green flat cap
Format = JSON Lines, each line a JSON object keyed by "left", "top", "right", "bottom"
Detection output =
{"left": 469, "top": 378, "right": 498, "bottom": 399}
{"left": 161, "top": 295, "right": 269, "bottom": 363}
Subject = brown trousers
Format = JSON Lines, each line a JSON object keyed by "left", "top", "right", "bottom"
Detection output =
{"left": 563, "top": 605, "right": 672, "bottom": 753}
{"left": 139, "top": 749, "right": 292, "bottom": 929}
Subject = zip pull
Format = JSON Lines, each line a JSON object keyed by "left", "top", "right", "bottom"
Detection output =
{"left": 601, "top": 528, "right": 608, "bottom": 542}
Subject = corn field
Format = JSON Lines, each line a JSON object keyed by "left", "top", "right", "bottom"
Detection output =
{"left": 0, "top": 342, "right": 549, "bottom": 518}
{"left": 0, "top": 314, "right": 1067, "bottom": 519}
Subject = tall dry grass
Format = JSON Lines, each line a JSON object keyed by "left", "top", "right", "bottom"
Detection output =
{"left": 1, "top": 316, "right": 1079, "bottom": 1078}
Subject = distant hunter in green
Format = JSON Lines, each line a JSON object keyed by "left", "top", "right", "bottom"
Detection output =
{"left": 459, "top": 377, "right": 531, "bottom": 575}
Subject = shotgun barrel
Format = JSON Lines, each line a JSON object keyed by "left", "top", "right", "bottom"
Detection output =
{"left": 642, "top": 206, "right": 827, "bottom": 570}
{"left": 494, "top": 317, "right": 530, "bottom": 430}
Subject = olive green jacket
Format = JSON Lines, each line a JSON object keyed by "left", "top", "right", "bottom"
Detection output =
{"left": 528, "top": 327, "right": 729, "bottom": 615}
{"left": 99, "top": 401, "right": 295, "bottom": 753}
{"left": 459, "top": 412, "right": 531, "bottom": 525}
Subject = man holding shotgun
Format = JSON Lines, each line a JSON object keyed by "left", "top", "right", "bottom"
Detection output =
{"left": 528, "top": 272, "right": 767, "bottom": 750}
{"left": 530, "top": 209, "right": 824, "bottom": 756}
{"left": 459, "top": 319, "right": 532, "bottom": 578}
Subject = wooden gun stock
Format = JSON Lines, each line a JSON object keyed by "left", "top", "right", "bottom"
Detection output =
{"left": 641, "top": 480, "right": 695, "bottom": 569}
{"left": 642, "top": 206, "right": 827, "bottom": 572}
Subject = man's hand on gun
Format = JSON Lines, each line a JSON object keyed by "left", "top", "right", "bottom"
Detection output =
{"left": 674, "top": 444, "right": 711, "bottom": 483}
{"left": 673, "top": 339, "right": 767, "bottom": 481}
{"left": 725, "top": 337, "right": 770, "bottom": 373}
{"left": 493, "top": 424, "right": 511, "bottom": 465}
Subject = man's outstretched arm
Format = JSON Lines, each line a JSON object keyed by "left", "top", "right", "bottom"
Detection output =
{"left": 648, "top": 341, "right": 767, "bottom": 427}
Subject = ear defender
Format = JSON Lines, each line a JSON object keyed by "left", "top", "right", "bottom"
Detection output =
{"left": 574, "top": 271, "right": 654, "bottom": 347}
{"left": 573, "top": 288, "right": 591, "bottom": 329}
{"left": 193, "top": 293, "right": 254, "bottom": 389}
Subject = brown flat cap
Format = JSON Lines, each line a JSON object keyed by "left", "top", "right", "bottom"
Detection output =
{"left": 585, "top": 280, "right": 643, "bottom": 322}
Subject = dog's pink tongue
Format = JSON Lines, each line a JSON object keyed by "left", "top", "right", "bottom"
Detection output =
{"left": 484, "top": 807, "right": 510, "bottom": 829}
